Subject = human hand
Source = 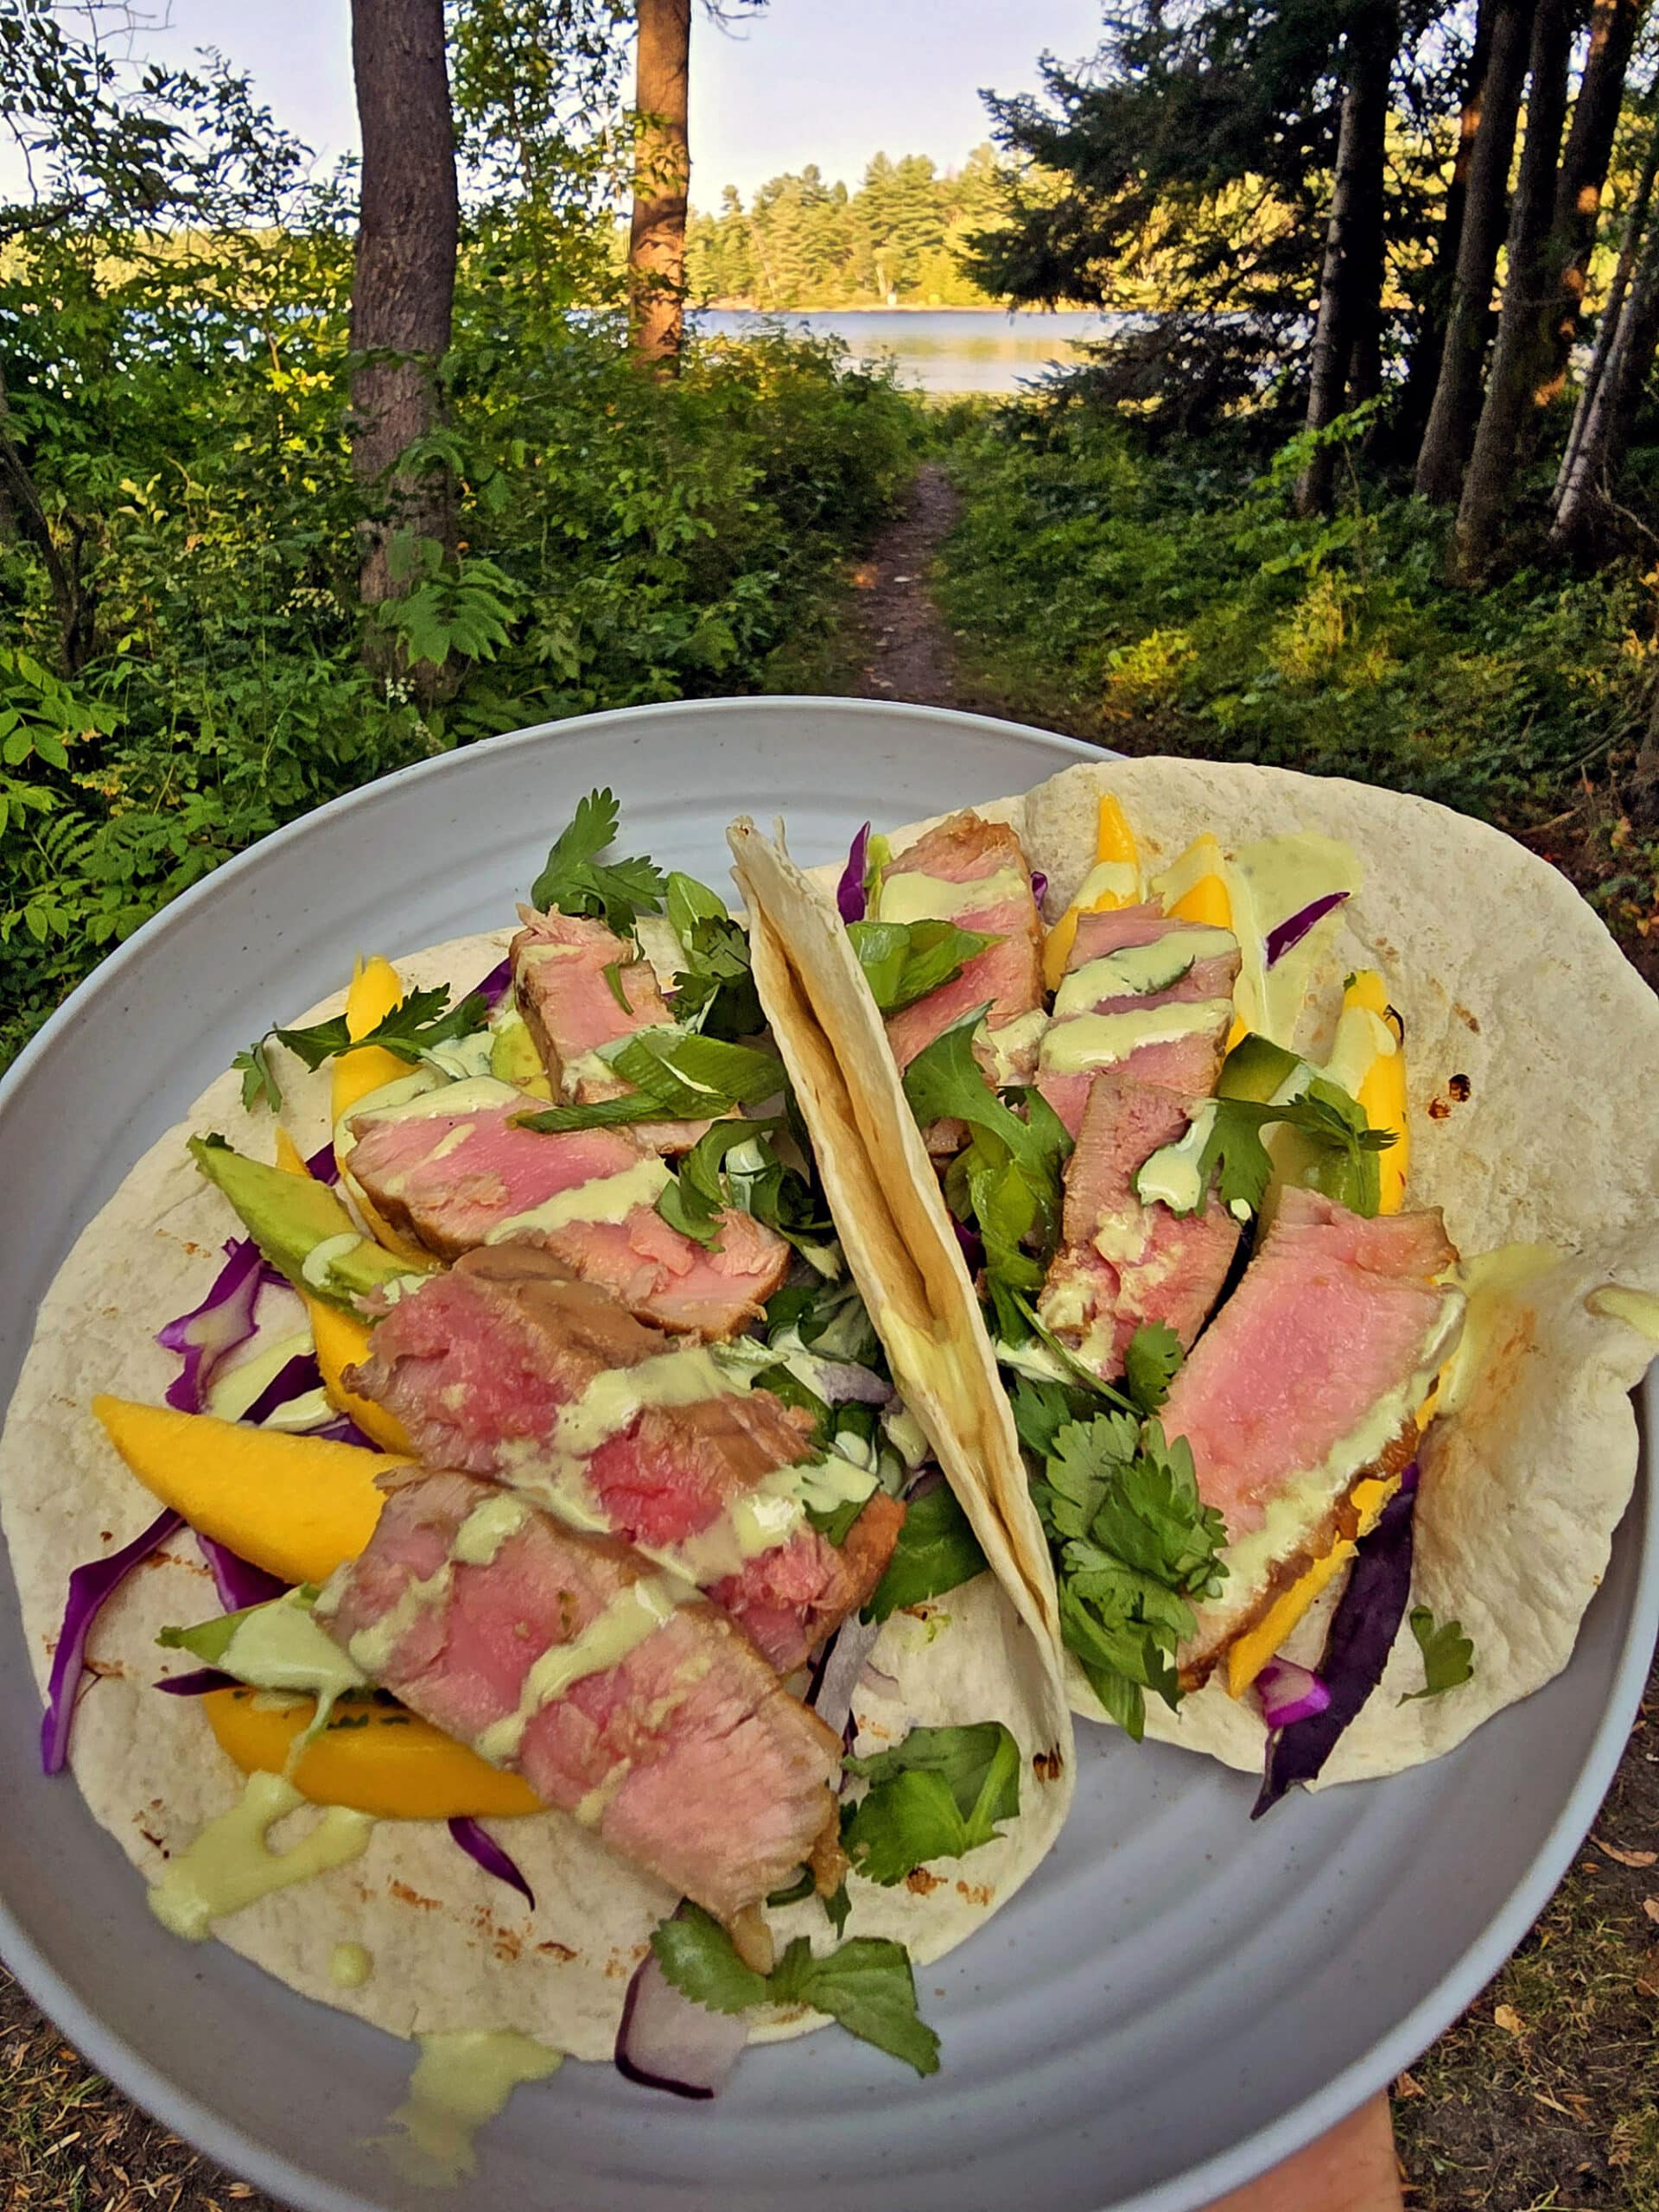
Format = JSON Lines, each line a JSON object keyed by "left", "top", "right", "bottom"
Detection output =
{"left": 1203, "top": 2094, "right": 1402, "bottom": 2212}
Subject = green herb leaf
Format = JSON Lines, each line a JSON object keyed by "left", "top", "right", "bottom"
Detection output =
{"left": 765, "top": 1867, "right": 816, "bottom": 1909}
{"left": 651, "top": 1907, "right": 938, "bottom": 2075}
{"left": 863, "top": 1483, "right": 988, "bottom": 1622}
{"left": 234, "top": 1037, "right": 282, "bottom": 1112}
{"left": 601, "top": 958, "right": 632, "bottom": 1014}
{"left": 842, "top": 1721, "right": 1021, "bottom": 1884}
{"left": 529, "top": 787, "right": 666, "bottom": 934}
{"left": 1122, "top": 1321, "right": 1183, "bottom": 1414}
{"left": 822, "top": 1882, "right": 852, "bottom": 1938}
{"left": 1400, "top": 1605, "right": 1475, "bottom": 1702}
{"left": 767, "top": 1936, "right": 940, "bottom": 2076}
{"left": 1146, "top": 1084, "right": 1397, "bottom": 1222}
{"left": 264, "top": 985, "right": 490, "bottom": 1077}
{"left": 847, "top": 918, "right": 995, "bottom": 1014}
{"left": 517, "top": 1027, "right": 785, "bottom": 1133}
{"left": 666, "top": 872, "right": 765, "bottom": 1041}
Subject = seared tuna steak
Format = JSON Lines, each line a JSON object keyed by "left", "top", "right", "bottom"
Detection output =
{"left": 1037, "top": 1071, "right": 1239, "bottom": 1382}
{"left": 877, "top": 812, "right": 1046, "bottom": 1079}
{"left": 321, "top": 1467, "right": 842, "bottom": 1922}
{"left": 1037, "top": 904, "right": 1240, "bottom": 1138}
{"left": 345, "top": 1248, "right": 903, "bottom": 1671}
{"left": 347, "top": 1103, "right": 790, "bottom": 1337}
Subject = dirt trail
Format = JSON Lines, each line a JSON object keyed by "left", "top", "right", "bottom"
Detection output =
{"left": 846, "top": 461, "right": 965, "bottom": 707}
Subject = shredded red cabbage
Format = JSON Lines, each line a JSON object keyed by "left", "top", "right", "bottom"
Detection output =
{"left": 240, "top": 1351, "right": 324, "bottom": 1427}
{"left": 310, "top": 1411, "right": 378, "bottom": 1449}
{"left": 950, "top": 1213, "right": 985, "bottom": 1273}
{"left": 303, "top": 1140, "right": 342, "bottom": 1185}
{"left": 1255, "top": 1656, "right": 1332, "bottom": 1729}
{"left": 156, "top": 1239, "right": 265, "bottom": 1413}
{"left": 197, "top": 1535, "right": 289, "bottom": 1613}
{"left": 475, "top": 956, "right": 513, "bottom": 1008}
{"left": 836, "top": 823, "right": 872, "bottom": 924}
{"left": 153, "top": 1667, "right": 236, "bottom": 1696}
{"left": 1264, "top": 890, "right": 1351, "bottom": 969}
{"left": 1030, "top": 870, "right": 1048, "bottom": 908}
{"left": 41, "top": 1509, "right": 182, "bottom": 1773}
{"left": 448, "top": 1815, "right": 535, "bottom": 1907}
{"left": 1252, "top": 1463, "right": 1419, "bottom": 1818}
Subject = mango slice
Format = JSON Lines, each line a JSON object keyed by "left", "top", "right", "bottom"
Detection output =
{"left": 331, "top": 956, "right": 410, "bottom": 1125}
{"left": 301, "top": 1292, "right": 412, "bottom": 1456}
{"left": 1226, "top": 1471, "right": 1400, "bottom": 1697}
{"left": 1042, "top": 794, "right": 1144, "bottom": 991}
{"left": 201, "top": 1688, "right": 541, "bottom": 1820}
{"left": 92, "top": 1396, "right": 404, "bottom": 1585}
{"left": 1344, "top": 969, "right": 1408, "bottom": 1215}
{"left": 272, "top": 1126, "right": 311, "bottom": 1178}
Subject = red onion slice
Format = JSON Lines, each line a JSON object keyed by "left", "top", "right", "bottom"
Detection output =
{"left": 808, "top": 1613, "right": 885, "bottom": 1768}
{"left": 1030, "top": 869, "right": 1048, "bottom": 908}
{"left": 1255, "top": 1656, "right": 1332, "bottom": 1728}
{"left": 836, "top": 823, "right": 872, "bottom": 924}
{"left": 1264, "top": 890, "right": 1350, "bottom": 969}
{"left": 41, "top": 1509, "right": 182, "bottom": 1773}
{"left": 615, "top": 1932, "right": 748, "bottom": 2099}
{"left": 810, "top": 1361, "right": 893, "bottom": 1407}
{"left": 448, "top": 1815, "right": 535, "bottom": 1908}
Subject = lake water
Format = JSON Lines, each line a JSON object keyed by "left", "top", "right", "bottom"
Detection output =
{"left": 694, "top": 308, "right": 1122, "bottom": 395}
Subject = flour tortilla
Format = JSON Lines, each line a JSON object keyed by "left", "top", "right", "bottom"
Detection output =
{"left": 730, "top": 757, "right": 1659, "bottom": 1783}
{"left": 0, "top": 931, "right": 1074, "bottom": 2062}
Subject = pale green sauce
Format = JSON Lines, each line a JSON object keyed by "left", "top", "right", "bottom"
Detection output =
{"left": 481, "top": 1155, "right": 671, "bottom": 1246}
{"left": 1133, "top": 1102, "right": 1217, "bottom": 1217}
{"left": 381, "top": 2030, "right": 563, "bottom": 2189}
{"left": 1227, "top": 834, "right": 1362, "bottom": 1048}
{"left": 1052, "top": 926, "right": 1236, "bottom": 1018}
{"left": 149, "top": 1772, "right": 374, "bottom": 1943}
{"left": 302, "top": 1232, "right": 361, "bottom": 1289}
{"left": 1038, "top": 999, "right": 1233, "bottom": 1074}
{"left": 205, "top": 1327, "right": 316, "bottom": 1423}
{"left": 451, "top": 1492, "right": 531, "bottom": 1567}
{"left": 423, "top": 1031, "right": 496, "bottom": 1082}
{"left": 215, "top": 1588, "right": 370, "bottom": 1747}
{"left": 1587, "top": 1284, "right": 1659, "bottom": 1339}
{"left": 974, "top": 1007, "right": 1047, "bottom": 1086}
{"left": 353, "top": 1073, "right": 522, "bottom": 1124}
{"left": 537, "top": 1345, "right": 741, "bottom": 1472}
{"left": 1321, "top": 1003, "right": 1397, "bottom": 1100}
{"left": 1435, "top": 1244, "right": 1559, "bottom": 1418}
{"left": 330, "top": 1942, "right": 373, "bottom": 1989}
{"left": 876, "top": 862, "right": 1028, "bottom": 927}
{"left": 1069, "top": 857, "right": 1141, "bottom": 910}
{"left": 332, "top": 1068, "right": 448, "bottom": 1167}
{"left": 346, "top": 1561, "right": 454, "bottom": 1677}
{"left": 476, "top": 1573, "right": 689, "bottom": 1764}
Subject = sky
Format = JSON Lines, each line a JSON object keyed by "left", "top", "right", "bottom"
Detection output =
{"left": 0, "top": 0, "right": 1105, "bottom": 206}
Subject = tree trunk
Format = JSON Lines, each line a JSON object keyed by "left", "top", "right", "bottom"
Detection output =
{"left": 0, "top": 355, "right": 93, "bottom": 672}
{"left": 1452, "top": 0, "right": 1573, "bottom": 582}
{"left": 1414, "top": 0, "right": 1535, "bottom": 502}
{"left": 348, "top": 0, "right": 459, "bottom": 611}
{"left": 1551, "top": 106, "right": 1659, "bottom": 527}
{"left": 1396, "top": 0, "right": 1497, "bottom": 451}
{"left": 1537, "top": 0, "right": 1645, "bottom": 404}
{"left": 1294, "top": 1, "right": 1400, "bottom": 517}
{"left": 628, "top": 0, "right": 692, "bottom": 375}
{"left": 1551, "top": 146, "right": 1659, "bottom": 549}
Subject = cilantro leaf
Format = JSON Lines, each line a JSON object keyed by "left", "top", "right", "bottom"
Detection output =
{"left": 1122, "top": 1321, "right": 1184, "bottom": 1414}
{"left": 1141, "top": 1084, "right": 1397, "bottom": 1223}
{"left": 234, "top": 1038, "right": 282, "bottom": 1112}
{"left": 665, "top": 872, "right": 765, "bottom": 1042}
{"left": 846, "top": 918, "right": 995, "bottom": 1015}
{"left": 529, "top": 787, "right": 665, "bottom": 933}
{"left": 862, "top": 1483, "right": 988, "bottom": 1621}
{"left": 822, "top": 1882, "right": 852, "bottom": 1937}
{"left": 1009, "top": 1374, "right": 1100, "bottom": 1460}
{"left": 654, "top": 1117, "right": 836, "bottom": 1262}
{"left": 841, "top": 1721, "right": 1021, "bottom": 1885}
{"left": 1031, "top": 1415, "right": 1228, "bottom": 1739}
{"left": 766, "top": 1867, "right": 816, "bottom": 1909}
{"left": 1400, "top": 1605, "right": 1475, "bottom": 1702}
{"left": 234, "top": 984, "right": 491, "bottom": 1110}
{"left": 650, "top": 1906, "right": 938, "bottom": 2075}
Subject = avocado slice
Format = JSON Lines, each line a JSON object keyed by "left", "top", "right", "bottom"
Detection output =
{"left": 189, "top": 1135, "right": 435, "bottom": 1308}
{"left": 488, "top": 1007, "right": 549, "bottom": 1091}
{"left": 1217, "top": 1031, "right": 1302, "bottom": 1103}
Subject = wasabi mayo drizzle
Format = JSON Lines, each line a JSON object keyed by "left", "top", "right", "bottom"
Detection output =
{"left": 207, "top": 1587, "right": 370, "bottom": 1746}
{"left": 1068, "top": 855, "right": 1140, "bottom": 911}
{"left": 381, "top": 2031, "right": 563, "bottom": 2189}
{"left": 481, "top": 1154, "right": 671, "bottom": 1245}
{"left": 875, "top": 862, "right": 1029, "bottom": 927}
{"left": 1587, "top": 1284, "right": 1659, "bottom": 1339}
{"left": 1052, "top": 925, "right": 1237, "bottom": 1019}
{"left": 1224, "top": 834, "right": 1362, "bottom": 1048}
{"left": 331, "top": 1942, "right": 373, "bottom": 1989}
{"left": 1039, "top": 1000, "right": 1235, "bottom": 1076}
{"left": 149, "top": 1771, "right": 374, "bottom": 1942}
{"left": 475, "top": 1573, "right": 689, "bottom": 1765}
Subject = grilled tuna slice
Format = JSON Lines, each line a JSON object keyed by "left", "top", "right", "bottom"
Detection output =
{"left": 877, "top": 812, "right": 1046, "bottom": 1080}
{"left": 1159, "top": 1187, "right": 1463, "bottom": 1678}
{"left": 1036, "top": 903, "right": 1240, "bottom": 1138}
{"left": 1037, "top": 1071, "right": 1240, "bottom": 1382}
{"left": 321, "top": 1467, "right": 842, "bottom": 1922}
{"left": 511, "top": 908, "right": 704, "bottom": 1152}
{"left": 345, "top": 1247, "right": 903, "bottom": 1671}
{"left": 347, "top": 1103, "right": 790, "bottom": 1337}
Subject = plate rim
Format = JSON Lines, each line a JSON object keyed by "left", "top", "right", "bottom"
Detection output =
{"left": 0, "top": 695, "right": 1651, "bottom": 2212}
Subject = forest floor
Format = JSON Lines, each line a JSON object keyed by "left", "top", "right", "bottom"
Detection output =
{"left": 4, "top": 461, "right": 1659, "bottom": 2211}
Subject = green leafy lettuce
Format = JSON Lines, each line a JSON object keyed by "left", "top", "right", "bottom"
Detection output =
{"left": 664, "top": 869, "right": 765, "bottom": 1041}
{"left": 845, "top": 917, "right": 993, "bottom": 1014}
{"left": 862, "top": 1483, "right": 988, "bottom": 1621}
{"left": 841, "top": 1721, "right": 1021, "bottom": 1885}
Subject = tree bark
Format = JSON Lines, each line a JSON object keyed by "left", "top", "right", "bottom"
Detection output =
{"left": 1396, "top": 0, "right": 1497, "bottom": 451}
{"left": 1294, "top": 1, "right": 1400, "bottom": 517}
{"left": 0, "top": 355, "right": 92, "bottom": 672}
{"left": 1453, "top": 0, "right": 1573, "bottom": 583}
{"left": 1414, "top": 0, "right": 1535, "bottom": 502}
{"left": 1551, "top": 106, "right": 1659, "bottom": 531}
{"left": 1551, "top": 133, "right": 1659, "bottom": 548}
{"left": 628, "top": 0, "right": 692, "bottom": 375}
{"left": 1537, "top": 0, "right": 1645, "bottom": 404}
{"left": 348, "top": 0, "right": 459, "bottom": 611}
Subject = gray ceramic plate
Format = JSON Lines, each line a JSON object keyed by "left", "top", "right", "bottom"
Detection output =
{"left": 1, "top": 699, "right": 1652, "bottom": 2212}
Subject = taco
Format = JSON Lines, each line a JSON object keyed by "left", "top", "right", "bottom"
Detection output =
{"left": 727, "top": 755, "right": 1659, "bottom": 1809}
{"left": 0, "top": 793, "right": 1071, "bottom": 2158}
